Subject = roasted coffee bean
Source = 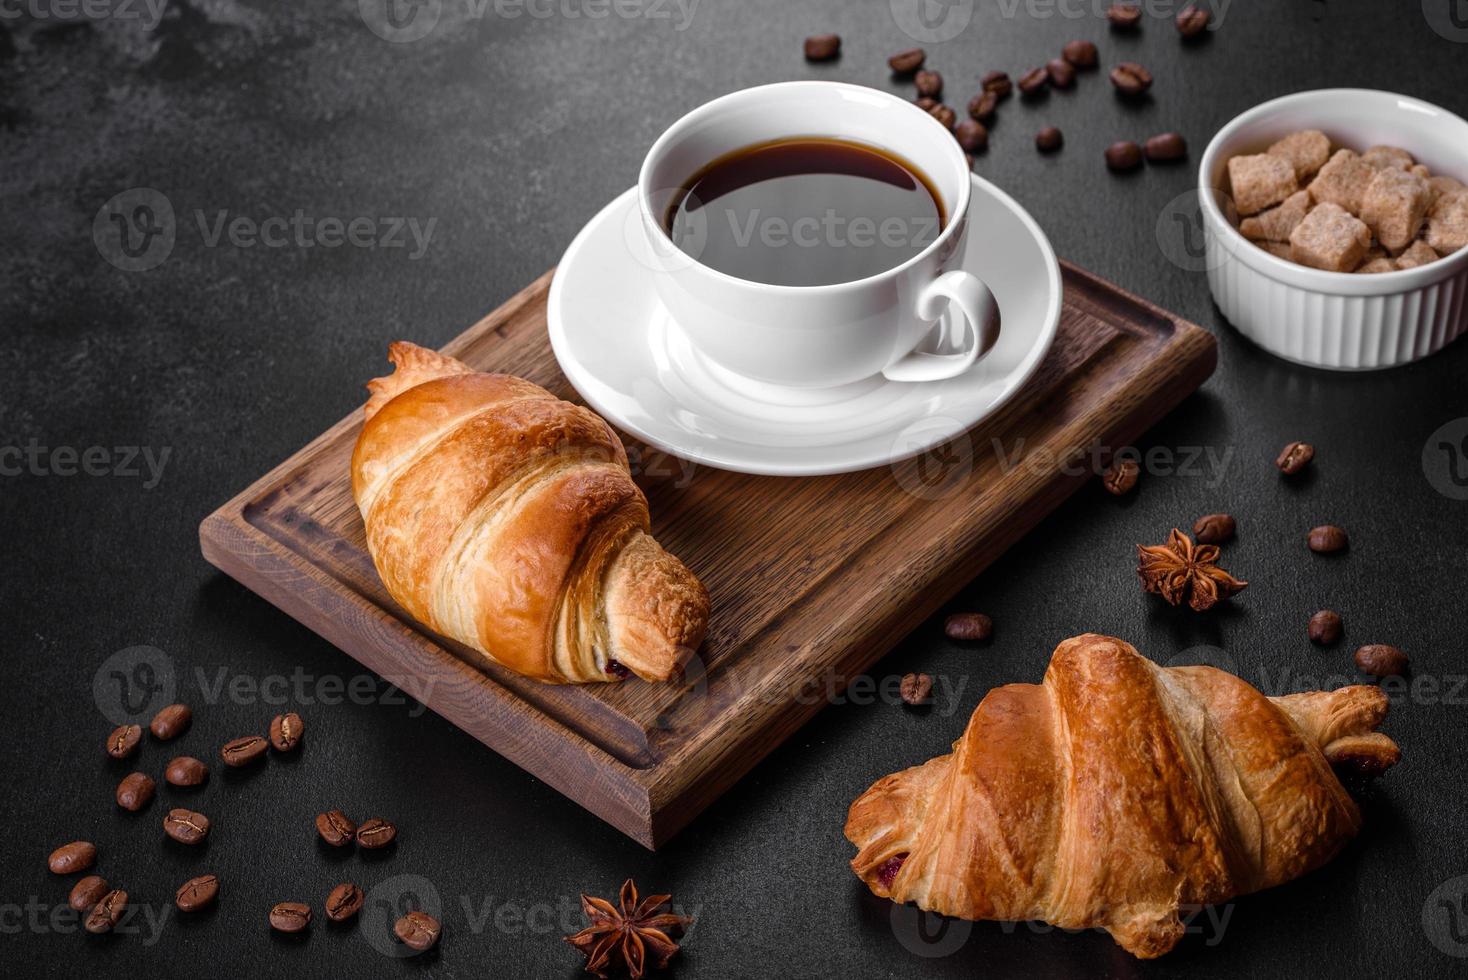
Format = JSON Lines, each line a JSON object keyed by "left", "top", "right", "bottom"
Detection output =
{"left": 164, "top": 808, "right": 211, "bottom": 844}
{"left": 221, "top": 735, "right": 269, "bottom": 767}
{"left": 1355, "top": 644, "right": 1408, "bottom": 678}
{"left": 899, "top": 673, "right": 933, "bottom": 706}
{"left": 1145, "top": 132, "right": 1188, "bottom": 162}
{"left": 945, "top": 612, "right": 993, "bottom": 642}
{"left": 927, "top": 103, "right": 957, "bottom": 130}
{"left": 269, "top": 901, "right": 312, "bottom": 933}
{"left": 149, "top": 703, "right": 191, "bottom": 741}
{"left": 1107, "top": 2, "right": 1142, "bottom": 29}
{"left": 1110, "top": 62, "right": 1153, "bottom": 96}
{"left": 914, "top": 70, "right": 943, "bottom": 98}
{"left": 84, "top": 889, "right": 127, "bottom": 934}
{"left": 1276, "top": 441, "right": 1315, "bottom": 474}
{"left": 326, "top": 883, "right": 365, "bottom": 923}
{"left": 914, "top": 96, "right": 939, "bottom": 112}
{"left": 803, "top": 34, "right": 840, "bottom": 62}
{"left": 316, "top": 810, "right": 357, "bottom": 847}
{"left": 1105, "top": 141, "right": 1144, "bottom": 172}
{"left": 395, "top": 911, "right": 441, "bottom": 952}
{"left": 955, "top": 119, "right": 988, "bottom": 153}
{"left": 981, "top": 70, "right": 1012, "bottom": 100}
{"left": 1308, "top": 525, "right": 1349, "bottom": 554}
{"left": 1102, "top": 458, "right": 1140, "bottom": 494}
{"left": 888, "top": 47, "right": 925, "bottom": 74}
{"left": 967, "top": 91, "right": 998, "bottom": 122}
{"left": 106, "top": 724, "right": 142, "bottom": 760}
{"left": 356, "top": 818, "right": 398, "bottom": 850}
{"left": 116, "top": 772, "right": 156, "bottom": 812}
{"left": 1046, "top": 58, "right": 1076, "bottom": 89}
{"left": 1192, "top": 513, "right": 1236, "bottom": 544}
{"left": 48, "top": 841, "right": 96, "bottom": 875}
{"left": 1176, "top": 5, "right": 1210, "bottom": 37}
{"left": 166, "top": 756, "right": 209, "bottom": 787}
{"left": 269, "top": 712, "right": 304, "bottom": 752}
{"left": 1062, "top": 40, "right": 1098, "bottom": 68}
{"left": 69, "top": 876, "right": 109, "bottom": 912}
{"left": 176, "top": 874, "right": 219, "bottom": 912}
{"left": 1017, "top": 67, "right": 1049, "bottom": 97}
{"left": 1309, "top": 610, "right": 1343, "bottom": 646}
{"left": 1036, "top": 126, "right": 1064, "bottom": 153}
{"left": 964, "top": 153, "right": 975, "bottom": 170}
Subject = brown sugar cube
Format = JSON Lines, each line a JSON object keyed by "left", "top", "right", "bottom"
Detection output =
{"left": 1428, "top": 175, "right": 1466, "bottom": 200}
{"left": 1361, "top": 145, "right": 1414, "bottom": 171}
{"left": 1266, "top": 130, "right": 1331, "bottom": 182}
{"left": 1255, "top": 240, "right": 1293, "bottom": 260}
{"left": 1426, "top": 192, "right": 1468, "bottom": 256}
{"left": 1239, "top": 189, "right": 1311, "bottom": 242}
{"left": 1308, "top": 149, "right": 1375, "bottom": 215}
{"left": 1356, "top": 257, "right": 1398, "bottom": 274}
{"left": 1228, "top": 153, "right": 1299, "bottom": 216}
{"left": 1359, "top": 167, "right": 1433, "bottom": 251}
{"left": 1290, "top": 203, "right": 1372, "bottom": 272}
{"left": 1394, "top": 239, "right": 1440, "bottom": 270}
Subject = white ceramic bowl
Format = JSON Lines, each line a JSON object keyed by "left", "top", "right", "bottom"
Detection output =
{"left": 1199, "top": 89, "right": 1468, "bottom": 370}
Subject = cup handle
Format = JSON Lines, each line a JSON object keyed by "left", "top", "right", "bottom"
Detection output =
{"left": 881, "top": 271, "right": 1001, "bottom": 383}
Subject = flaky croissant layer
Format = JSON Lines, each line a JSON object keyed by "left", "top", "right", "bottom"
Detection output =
{"left": 351, "top": 341, "right": 708, "bottom": 684}
{"left": 846, "top": 634, "right": 1400, "bottom": 958}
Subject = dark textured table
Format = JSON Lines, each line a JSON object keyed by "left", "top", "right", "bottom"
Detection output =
{"left": 4, "top": 1, "right": 1467, "bottom": 977}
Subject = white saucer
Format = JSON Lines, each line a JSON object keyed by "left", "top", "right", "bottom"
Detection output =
{"left": 546, "top": 176, "right": 1062, "bottom": 477}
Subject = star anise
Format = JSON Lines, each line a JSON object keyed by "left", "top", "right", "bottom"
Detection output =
{"left": 564, "top": 879, "right": 692, "bottom": 979}
{"left": 1137, "top": 528, "right": 1248, "bottom": 612}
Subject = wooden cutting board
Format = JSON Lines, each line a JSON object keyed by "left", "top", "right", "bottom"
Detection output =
{"left": 199, "top": 261, "right": 1216, "bottom": 849}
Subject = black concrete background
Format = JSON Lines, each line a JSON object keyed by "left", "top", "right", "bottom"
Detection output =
{"left": 3, "top": 0, "right": 1468, "bottom": 977}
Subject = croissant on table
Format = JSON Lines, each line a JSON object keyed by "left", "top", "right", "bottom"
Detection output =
{"left": 351, "top": 341, "right": 709, "bottom": 684}
{"left": 846, "top": 634, "right": 1401, "bottom": 958}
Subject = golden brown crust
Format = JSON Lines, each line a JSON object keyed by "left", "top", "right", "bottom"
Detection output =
{"left": 845, "top": 634, "right": 1399, "bottom": 958}
{"left": 351, "top": 342, "right": 708, "bottom": 684}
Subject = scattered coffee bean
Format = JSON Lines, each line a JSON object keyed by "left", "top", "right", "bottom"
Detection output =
{"left": 968, "top": 91, "right": 998, "bottom": 122}
{"left": 915, "top": 96, "right": 939, "bottom": 112}
{"left": 927, "top": 103, "right": 957, "bottom": 130}
{"left": 106, "top": 724, "right": 142, "bottom": 760}
{"left": 803, "top": 34, "right": 840, "bottom": 62}
{"left": 1105, "top": 141, "right": 1144, "bottom": 172}
{"left": 1107, "top": 2, "right": 1142, "bottom": 29}
{"left": 116, "top": 772, "right": 156, "bottom": 812}
{"left": 1036, "top": 126, "right": 1064, "bottom": 153}
{"left": 176, "top": 874, "right": 220, "bottom": 912}
{"left": 945, "top": 612, "right": 993, "bottom": 642}
{"left": 1176, "top": 5, "right": 1210, "bottom": 37}
{"left": 981, "top": 70, "right": 1012, "bottom": 100}
{"left": 84, "top": 889, "right": 127, "bottom": 935}
{"left": 1276, "top": 441, "right": 1315, "bottom": 475}
{"left": 955, "top": 119, "right": 988, "bottom": 153}
{"left": 316, "top": 810, "right": 357, "bottom": 847}
{"left": 326, "top": 883, "right": 365, "bottom": 923}
{"left": 1145, "top": 132, "right": 1188, "bottom": 162}
{"left": 964, "top": 153, "right": 975, "bottom": 170}
{"left": 221, "top": 735, "right": 268, "bottom": 767}
{"left": 914, "top": 69, "right": 943, "bottom": 98}
{"left": 394, "top": 911, "right": 441, "bottom": 952}
{"left": 164, "top": 808, "right": 211, "bottom": 845}
{"left": 1102, "top": 458, "right": 1140, "bottom": 494}
{"left": 1309, "top": 610, "right": 1343, "bottom": 646}
{"left": 1062, "top": 40, "right": 1098, "bottom": 68}
{"left": 269, "top": 712, "right": 304, "bottom": 752}
{"left": 1046, "top": 58, "right": 1076, "bottom": 89}
{"left": 1308, "top": 525, "right": 1349, "bottom": 554}
{"left": 1355, "top": 644, "right": 1408, "bottom": 678}
{"left": 356, "top": 818, "right": 398, "bottom": 850}
{"left": 269, "top": 901, "right": 312, "bottom": 933}
{"left": 1017, "top": 67, "right": 1049, "bottom": 97}
{"left": 1110, "top": 62, "right": 1153, "bottom": 96}
{"left": 166, "top": 756, "right": 209, "bottom": 787}
{"left": 888, "top": 47, "right": 925, "bottom": 75}
{"left": 149, "top": 703, "right": 192, "bottom": 741}
{"left": 1192, "top": 513, "right": 1236, "bottom": 544}
{"left": 899, "top": 673, "right": 933, "bottom": 706}
{"left": 48, "top": 841, "right": 96, "bottom": 875}
{"left": 69, "top": 876, "right": 109, "bottom": 912}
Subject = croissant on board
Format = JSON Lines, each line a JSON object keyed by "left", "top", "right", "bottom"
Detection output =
{"left": 351, "top": 341, "right": 709, "bottom": 684}
{"left": 846, "top": 634, "right": 1401, "bottom": 958}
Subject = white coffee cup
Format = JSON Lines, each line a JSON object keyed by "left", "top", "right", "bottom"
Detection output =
{"left": 637, "top": 81, "right": 1000, "bottom": 389}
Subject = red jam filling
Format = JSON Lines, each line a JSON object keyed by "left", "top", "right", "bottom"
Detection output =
{"left": 877, "top": 853, "right": 908, "bottom": 889}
